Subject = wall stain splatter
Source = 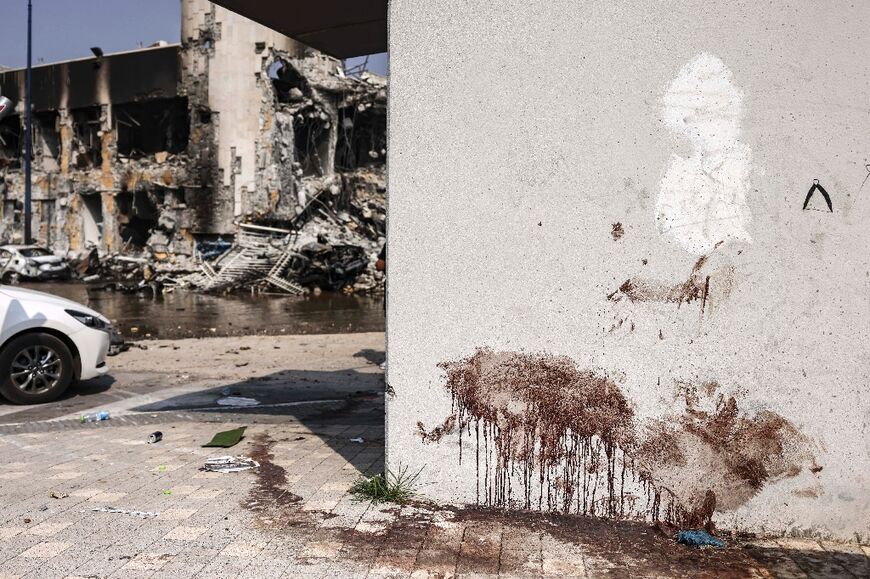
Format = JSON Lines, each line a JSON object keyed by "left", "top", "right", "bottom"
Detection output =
{"left": 430, "top": 349, "right": 635, "bottom": 517}
{"left": 612, "top": 222, "right": 625, "bottom": 240}
{"left": 608, "top": 255, "right": 709, "bottom": 307}
{"left": 635, "top": 381, "right": 819, "bottom": 531}
{"left": 420, "top": 350, "right": 818, "bottom": 529}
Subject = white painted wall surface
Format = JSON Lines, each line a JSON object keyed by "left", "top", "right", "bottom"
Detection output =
{"left": 387, "top": 0, "right": 870, "bottom": 540}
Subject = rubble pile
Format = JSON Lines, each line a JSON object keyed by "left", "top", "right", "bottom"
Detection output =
{"left": 0, "top": 22, "right": 388, "bottom": 298}
{"left": 176, "top": 219, "right": 384, "bottom": 296}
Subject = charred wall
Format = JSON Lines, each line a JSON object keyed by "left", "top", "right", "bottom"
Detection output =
{"left": 0, "top": 5, "right": 388, "bottom": 263}
{"left": 0, "top": 45, "right": 200, "bottom": 256}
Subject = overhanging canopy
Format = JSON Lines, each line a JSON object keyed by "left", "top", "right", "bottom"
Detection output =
{"left": 210, "top": 0, "right": 387, "bottom": 59}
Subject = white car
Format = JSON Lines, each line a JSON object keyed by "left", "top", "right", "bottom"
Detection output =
{"left": 0, "top": 286, "right": 111, "bottom": 404}
{"left": 0, "top": 245, "right": 70, "bottom": 282}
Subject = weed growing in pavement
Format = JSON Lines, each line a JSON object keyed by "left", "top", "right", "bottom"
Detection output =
{"left": 350, "top": 466, "right": 422, "bottom": 504}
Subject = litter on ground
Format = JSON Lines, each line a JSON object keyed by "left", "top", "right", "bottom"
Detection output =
{"left": 201, "top": 456, "right": 259, "bottom": 473}
{"left": 202, "top": 426, "right": 248, "bottom": 448}
{"left": 216, "top": 396, "right": 259, "bottom": 407}
{"left": 676, "top": 530, "right": 726, "bottom": 548}
{"left": 90, "top": 506, "right": 159, "bottom": 519}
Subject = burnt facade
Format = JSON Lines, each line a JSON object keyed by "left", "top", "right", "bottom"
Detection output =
{"left": 0, "top": 0, "right": 386, "bottom": 262}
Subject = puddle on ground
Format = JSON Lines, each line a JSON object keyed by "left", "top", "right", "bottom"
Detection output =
{"left": 13, "top": 282, "right": 385, "bottom": 339}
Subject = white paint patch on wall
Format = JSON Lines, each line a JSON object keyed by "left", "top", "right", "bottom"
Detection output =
{"left": 656, "top": 53, "right": 753, "bottom": 255}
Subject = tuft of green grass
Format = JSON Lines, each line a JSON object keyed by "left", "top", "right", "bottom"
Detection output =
{"left": 350, "top": 466, "right": 422, "bottom": 504}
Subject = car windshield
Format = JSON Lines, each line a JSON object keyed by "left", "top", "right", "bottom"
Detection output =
{"left": 18, "top": 248, "right": 52, "bottom": 258}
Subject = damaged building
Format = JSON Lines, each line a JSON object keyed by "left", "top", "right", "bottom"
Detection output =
{"left": 0, "top": 0, "right": 386, "bottom": 290}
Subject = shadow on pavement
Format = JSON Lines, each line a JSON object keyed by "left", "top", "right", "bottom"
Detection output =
{"left": 743, "top": 543, "right": 869, "bottom": 578}
{"left": 131, "top": 367, "right": 386, "bottom": 475}
{"left": 353, "top": 348, "right": 385, "bottom": 366}
{"left": 0, "top": 375, "right": 116, "bottom": 424}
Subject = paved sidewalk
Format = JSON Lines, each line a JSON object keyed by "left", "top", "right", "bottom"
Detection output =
{"left": 0, "top": 418, "right": 867, "bottom": 579}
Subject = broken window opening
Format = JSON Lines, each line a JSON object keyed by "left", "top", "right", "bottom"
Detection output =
{"left": 0, "top": 114, "right": 21, "bottom": 168}
{"left": 270, "top": 61, "right": 310, "bottom": 103}
{"left": 35, "top": 111, "right": 61, "bottom": 168}
{"left": 114, "top": 97, "right": 190, "bottom": 159}
{"left": 80, "top": 193, "right": 103, "bottom": 248}
{"left": 294, "top": 114, "right": 330, "bottom": 177}
{"left": 71, "top": 107, "right": 102, "bottom": 168}
{"left": 335, "top": 106, "right": 386, "bottom": 170}
{"left": 117, "top": 189, "right": 164, "bottom": 248}
{"left": 4, "top": 199, "right": 22, "bottom": 225}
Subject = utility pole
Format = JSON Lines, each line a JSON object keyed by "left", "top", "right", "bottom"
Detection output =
{"left": 23, "top": 0, "right": 33, "bottom": 245}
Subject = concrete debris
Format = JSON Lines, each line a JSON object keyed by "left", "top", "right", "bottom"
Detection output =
{"left": 0, "top": 5, "right": 386, "bottom": 297}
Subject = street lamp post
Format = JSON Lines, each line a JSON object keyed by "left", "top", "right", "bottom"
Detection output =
{"left": 23, "top": 0, "right": 33, "bottom": 245}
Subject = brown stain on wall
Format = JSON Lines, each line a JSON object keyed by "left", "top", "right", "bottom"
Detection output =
{"left": 432, "top": 349, "right": 636, "bottom": 517}
{"left": 421, "top": 349, "right": 818, "bottom": 529}
{"left": 635, "top": 381, "right": 818, "bottom": 531}
{"left": 611, "top": 222, "right": 625, "bottom": 240}
{"left": 609, "top": 255, "right": 709, "bottom": 307}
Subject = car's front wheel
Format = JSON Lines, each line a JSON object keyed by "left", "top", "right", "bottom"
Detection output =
{"left": 0, "top": 333, "right": 74, "bottom": 404}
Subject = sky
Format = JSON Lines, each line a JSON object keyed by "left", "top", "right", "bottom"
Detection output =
{"left": 0, "top": 0, "right": 388, "bottom": 74}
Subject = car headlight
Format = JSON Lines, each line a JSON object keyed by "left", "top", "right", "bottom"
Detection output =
{"left": 65, "top": 309, "right": 109, "bottom": 330}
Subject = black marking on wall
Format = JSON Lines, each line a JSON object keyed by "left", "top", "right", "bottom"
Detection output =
{"left": 802, "top": 179, "right": 833, "bottom": 212}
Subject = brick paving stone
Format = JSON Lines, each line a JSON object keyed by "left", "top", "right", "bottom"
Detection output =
{"left": 0, "top": 418, "right": 865, "bottom": 579}
{"left": 18, "top": 541, "right": 72, "bottom": 558}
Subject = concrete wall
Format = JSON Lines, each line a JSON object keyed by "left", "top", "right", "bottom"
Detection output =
{"left": 387, "top": 0, "right": 870, "bottom": 541}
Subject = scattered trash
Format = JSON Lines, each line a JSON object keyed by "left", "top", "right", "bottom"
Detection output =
{"left": 49, "top": 491, "right": 69, "bottom": 499}
{"left": 202, "top": 426, "right": 248, "bottom": 448}
{"left": 216, "top": 396, "right": 259, "bottom": 408}
{"left": 350, "top": 437, "right": 365, "bottom": 444}
{"left": 91, "top": 506, "right": 159, "bottom": 519}
{"left": 163, "top": 490, "right": 172, "bottom": 495}
{"left": 80, "top": 410, "right": 110, "bottom": 423}
{"left": 676, "top": 530, "right": 726, "bottom": 548}
{"left": 201, "top": 456, "right": 259, "bottom": 473}
{"left": 147, "top": 431, "right": 163, "bottom": 444}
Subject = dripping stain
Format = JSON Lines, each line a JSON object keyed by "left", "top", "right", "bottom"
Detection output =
{"left": 419, "top": 349, "right": 819, "bottom": 529}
